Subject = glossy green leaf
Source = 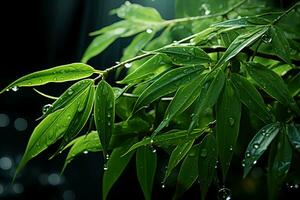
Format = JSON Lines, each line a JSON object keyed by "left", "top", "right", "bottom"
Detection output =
{"left": 231, "top": 73, "right": 272, "bottom": 123}
{"left": 111, "top": 2, "right": 163, "bottom": 23}
{"left": 212, "top": 17, "right": 256, "bottom": 28}
{"left": 121, "top": 30, "right": 156, "bottom": 61}
{"left": 154, "top": 74, "right": 206, "bottom": 135}
{"left": 118, "top": 54, "right": 170, "bottom": 84}
{"left": 164, "top": 140, "right": 194, "bottom": 181}
{"left": 1, "top": 63, "right": 95, "bottom": 94}
{"left": 94, "top": 80, "right": 115, "bottom": 155}
{"left": 173, "top": 145, "right": 199, "bottom": 200}
{"left": 288, "top": 72, "right": 300, "bottom": 97}
{"left": 90, "top": 20, "right": 130, "bottom": 36}
{"left": 269, "top": 25, "right": 291, "bottom": 63}
{"left": 15, "top": 80, "right": 93, "bottom": 176}
{"left": 246, "top": 62, "right": 299, "bottom": 114}
{"left": 103, "top": 143, "right": 135, "bottom": 200}
{"left": 267, "top": 131, "right": 292, "bottom": 200}
{"left": 189, "top": 70, "right": 225, "bottom": 133}
{"left": 134, "top": 65, "right": 206, "bottom": 112}
{"left": 216, "top": 79, "right": 241, "bottom": 180}
{"left": 136, "top": 146, "right": 157, "bottom": 200}
{"left": 159, "top": 46, "right": 211, "bottom": 65}
{"left": 145, "top": 26, "right": 173, "bottom": 51}
{"left": 243, "top": 122, "right": 281, "bottom": 177}
{"left": 198, "top": 134, "right": 217, "bottom": 200}
{"left": 216, "top": 26, "right": 268, "bottom": 67}
{"left": 286, "top": 123, "right": 300, "bottom": 152}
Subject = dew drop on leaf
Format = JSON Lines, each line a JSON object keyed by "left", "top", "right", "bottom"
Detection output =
{"left": 146, "top": 28, "right": 153, "bottom": 34}
{"left": 253, "top": 160, "right": 257, "bottom": 165}
{"left": 67, "top": 90, "right": 73, "bottom": 95}
{"left": 83, "top": 150, "right": 88, "bottom": 154}
{"left": 218, "top": 187, "right": 232, "bottom": 200}
{"left": 124, "top": 63, "right": 132, "bottom": 68}
{"left": 228, "top": 117, "right": 235, "bottom": 127}
{"left": 42, "top": 104, "right": 53, "bottom": 114}
{"left": 262, "top": 34, "right": 272, "bottom": 43}
{"left": 103, "top": 163, "right": 108, "bottom": 171}
{"left": 253, "top": 143, "right": 259, "bottom": 149}
{"left": 12, "top": 86, "right": 19, "bottom": 92}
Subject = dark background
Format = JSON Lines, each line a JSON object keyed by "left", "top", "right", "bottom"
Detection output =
{"left": 0, "top": 0, "right": 299, "bottom": 200}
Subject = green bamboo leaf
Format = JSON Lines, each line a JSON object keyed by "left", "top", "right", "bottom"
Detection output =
{"left": 111, "top": 2, "right": 163, "bottom": 23}
{"left": 15, "top": 80, "right": 93, "bottom": 176}
{"left": 121, "top": 31, "right": 156, "bottom": 61}
{"left": 136, "top": 146, "right": 157, "bottom": 200}
{"left": 103, "top": 143, "right": 135, "bottom": 200}
{"left": 198, "top": 134, "right": 218, "bottom": 200}
{"left": 173, "top": 145, "right": 199, "bottom": 200}
{"left": 267, "top": 131, "right": 292, "bottom": 200}
{"left": 189, "top": 70, "right": 225, "bottom": 133}
{"left": 0, "top": 63, "right": 95, "bottom": 94}
{"left": 286, "top": 123, "right": 300, "bottom": 152}
{"left": 89, "top": 20, "right": 130, "bottom": 36}
{"left": 288, "top": 72, "right": 300, "bottom": 97}
{"left": 231, "top": 73, "right": 272, "bottom": 123}
{"left": 246, "top": 62, "right": 299, "bottom": 114}
{"left": 134, "top": 65, "right": 206, "bottom": 112}
{"left": 243, "top": 122, "right": 281, "bottom": 178}
{"left": 159, "top": 46, "right": 211, "bottom": 65}
{"left": 216, "top": 26, "right": 268, "bottom": 67}
{"left": 94, "top": 80, "right": 115, "bottom": 156}
{"left": 216, "top": 79, "right": 241, "bottom": 180}
{"left": 164, "top": 140, "right": 194, "bottom": 181}
{"left": 154, "top": 74, "right": 206, "bottom": 135}
{"left": 125, "top": 128, "right": 208, "bottom": 155}
{"left": 269, "top": 26, "right": 291, "bottom": 63}
{"left": 118, "top": 54, "right": 170, "bottom": 84}
{"left": 145, "top": 26, "right": 173, "bottom": 51}
{"left": 212, "top": 17, "right": 255, "bottom": 28}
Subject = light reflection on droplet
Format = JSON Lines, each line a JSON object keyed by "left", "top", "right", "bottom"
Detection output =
{"left": 124, "top": 63, "right": 132, "bottom": 68}
{"left": 14, "top": 118, "right": 28, "bottom": 131}
{"left": 0, "top": 114, "right": 10, "bottom": 127}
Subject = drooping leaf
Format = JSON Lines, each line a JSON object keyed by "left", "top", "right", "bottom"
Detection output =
{"left": 245, "top": 62, "right": 299, "bottom": 114}
{"left": 15, "top": 80, "right": 94, "bottom": 176}
{"left": 145, "top": 26, "right": 173, "bottom": 51}
{"left": 133, "top": 65, "right": 206, "bottom": 112}
{"left": 198, "top": 134, "right": 218, "bottom": 200}
{"left": 164, "top": 140, "right": 194, "bottom": 181}
{"left": 216, "top": 26, "right": 268, "bottom": 67}
{"left": 0, "top": 63, "right": 95, "bottom": 94}
{"left": 212, "top": 17, "right": 257, "bottom": 28}
{"left": 267, "top": 131, "right": 292, "bottom": 200}
{"left": 231, "top": 73, "right": 272, "bottom": 123}
{"left": 243, "top": 122, "right": 281, "bottom": 177}
{"left": 159, "top": 46, "right": 211, "bottom": 65}
{"left": 103, "top": 143, "right": 135, "bottom": 200}
{"left": 94, "top": 80, "right": 115, "bottom": 156}
{"left": 216, "top": 79, "right": 241, "bottom": 180}
{"left": 189, "top": 70, "right": 225, "bottom": 133}
{"left": 173, "top": 145, "right": 199, "bottom": 200}
{"left": 286, "top": 123, "right": 300, "bottom": 152}
{"left": 269, "top": 25, "right": 291, "bottom": 63}
{"left": 136, "top": 146, "right": 157, "bottom": 200}
{"left": 118, "top": 54, "right": 170, "bottom": 84}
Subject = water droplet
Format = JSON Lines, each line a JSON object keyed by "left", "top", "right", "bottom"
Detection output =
{"left": 107, "top": 113, "right": 111, "bottom": 118}
{"left": 103, "top": 163, "right": 108, "bottom": 171}
{"left": 200, "top": 148, "right": 207, "bottom": 158}
{"left": 152, "top": 148, "right": 157, "bottom": 153}
{"left": 199, "top": 4, "right": 211, "bottom": 15}
{"left": 246, "top": 152, "right": 251, "bottom": 157}
{"left": 146, "top": 28, "right": 153, "bottom": 34}
{"left": 124, "top": 63, "right": 132, "bottom": 68}
{"left": 115, "top": 61, "right": 120, "bottom": 64}
{"left": 262, "top": 34, "right": 272, "bottom": 43}
{"left": 83, "top": 150, "right": 88, "bottom": 154}
{"left": 105, "top": 154, "right": 110, "bottom": 160}
{"left": 229, "top": 146, "right": 233, "bottom": 151}
{"left": 228, "top": 117, "right": 235, "bottom": 127}
{"left": 67, "top": 90, "right": 73, "bottom": 95}
{"left": 42, "top": 104, "right": 53, "bottom": 114}
{"left": 253, "top": 143, "right": 259, "bottom": 149}
{"left": 218, "top": 187, "right": 231, "bottom": 200}
{"left": 12, "top": 86, "right": 19, "bottom": 92}
{"left": 294, "top": 184, "right": 299, "bottom": 189}
{"left": 161, "top": 184, "right": 165, "bottom": 189}
{"left": 242, "top": 160, "right": 245, "bottom": 167}
{"left": 253, "top": 160, "right": 257, "bottom": 165}
{"left": 150, "top": 139, "right": 154, "bottom": 144}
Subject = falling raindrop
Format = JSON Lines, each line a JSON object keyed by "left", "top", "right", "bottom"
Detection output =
{"left": 146, "top": 28, "right": 153, "bottom": 34}
{"left": 12, "top": 86, "right": 19, "bottom": 92}
{"left": 42, "top": 104, "right": 53, "bottom": 114}
{"left": 218, "top": 187, "right": 232, "bottom": 200}
{"left": 124, "top": 63, "right": 132, "bottom": 68}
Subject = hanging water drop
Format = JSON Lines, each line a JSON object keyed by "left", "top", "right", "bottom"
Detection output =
{"left": 200, "top": 4, "right": 211, "bottom": 15}
{"left": 12, "top": 86, "right": 19, "bottom": 92}
{"left": 42, "top": 104, "right": 53, "bottom": 114}
{"left": 246, "top": 152, "right": 251, "bottom": 158}
{"left": 67, "top": 89, "right": 73, "bottom": 95}
{"left": 103, "top": 163, "right": 108, "bottom": 171}
{"left": 217, "top": 187, "right": 232, "bottom": 200}
{"left": 228, "top": 117, "right": 235, "bottom": 127}
{"left": 146, "top": 28, "right": 153, "bottom": 34}
{"left": 124, "top": 63, "right": 132, "bottom": 68}
{"left": 161, "top": 184, "right": 165, "bottom": 189}
{"left": 253, "top": 160, "right": 257, "bottom": 165}
{"left": 83, "top": 150, "right": 88, "bottom": 154}
{"left": 262, "top": 34, "right": 272, "bottom": 43}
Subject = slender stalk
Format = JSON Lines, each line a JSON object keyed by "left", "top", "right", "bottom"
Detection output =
{"left": 272, "top": 2, "right": 300, "bottom": 24}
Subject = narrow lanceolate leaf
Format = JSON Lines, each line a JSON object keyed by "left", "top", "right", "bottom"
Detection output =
{"left": 189, "top": 70, "right": 225, "bottom": 133}
{"left": 212, "top": 17, "right": 256, "bottom": 28}
{"left": 121, "top": 31, "right": 156, "bottom": 61}
{"left": 243, "top": 122, "right": 281, "bottom": 178}
{"left": 103, "top": 143, "right": 135, "bottom": 200}
{"left": 231, "top": 73, "right": 272, "bottom": 123}
{"left": 119, "top": 54, "right": 169, "bottom": 84}
{"left": 173, "top": 145, "right": 199, "bottom": 200}
{"left": 198, "top": 134, "right": 218, "bottom": 200}
{"left": 216, "top": 26, "right": 268, "bottom": 67}
{"left": 288, "top": 72, "right": 300, "bottom": 97}
{"left": 125, "top": 128, "right": 208, "bottom": 155}
{"left": 159, "top": 46, "right": 211, "bottom": 65}
{"left": 136, "top": 146, "right": 157, "bottom": 200}
{"left": 216, "top": 79, "right": 241, "bottom": 180}
{"left": 154, "top": 74, "right": 206, "bottom": 135}
{"left": 94, "top": 80, "right": 115, "bottom": 156}
{"left": 15, "top": 80, "right": 94, "bottom": 176}
{"left": 286, "top": 123, "right": 300, "bottom": 152}
{"left": 62, "top": 131, "right": 102, "bottom": 172}
{"left": 269, "top": 26, "right": 291, "bottom": 63}
{"left": 164, "top": 140, "right": 194, "bottom": 181}
{"left": 246, "top": 62, "right": 299, "bottom": 114}
{"left": 134, "top": 65, "right": 206, "bottom": 112}
{"left": 267, "top": 131, "right": 292, "bottom": 200}
{"left": 0, "top": 63, "right": 95, "bottom": 94}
